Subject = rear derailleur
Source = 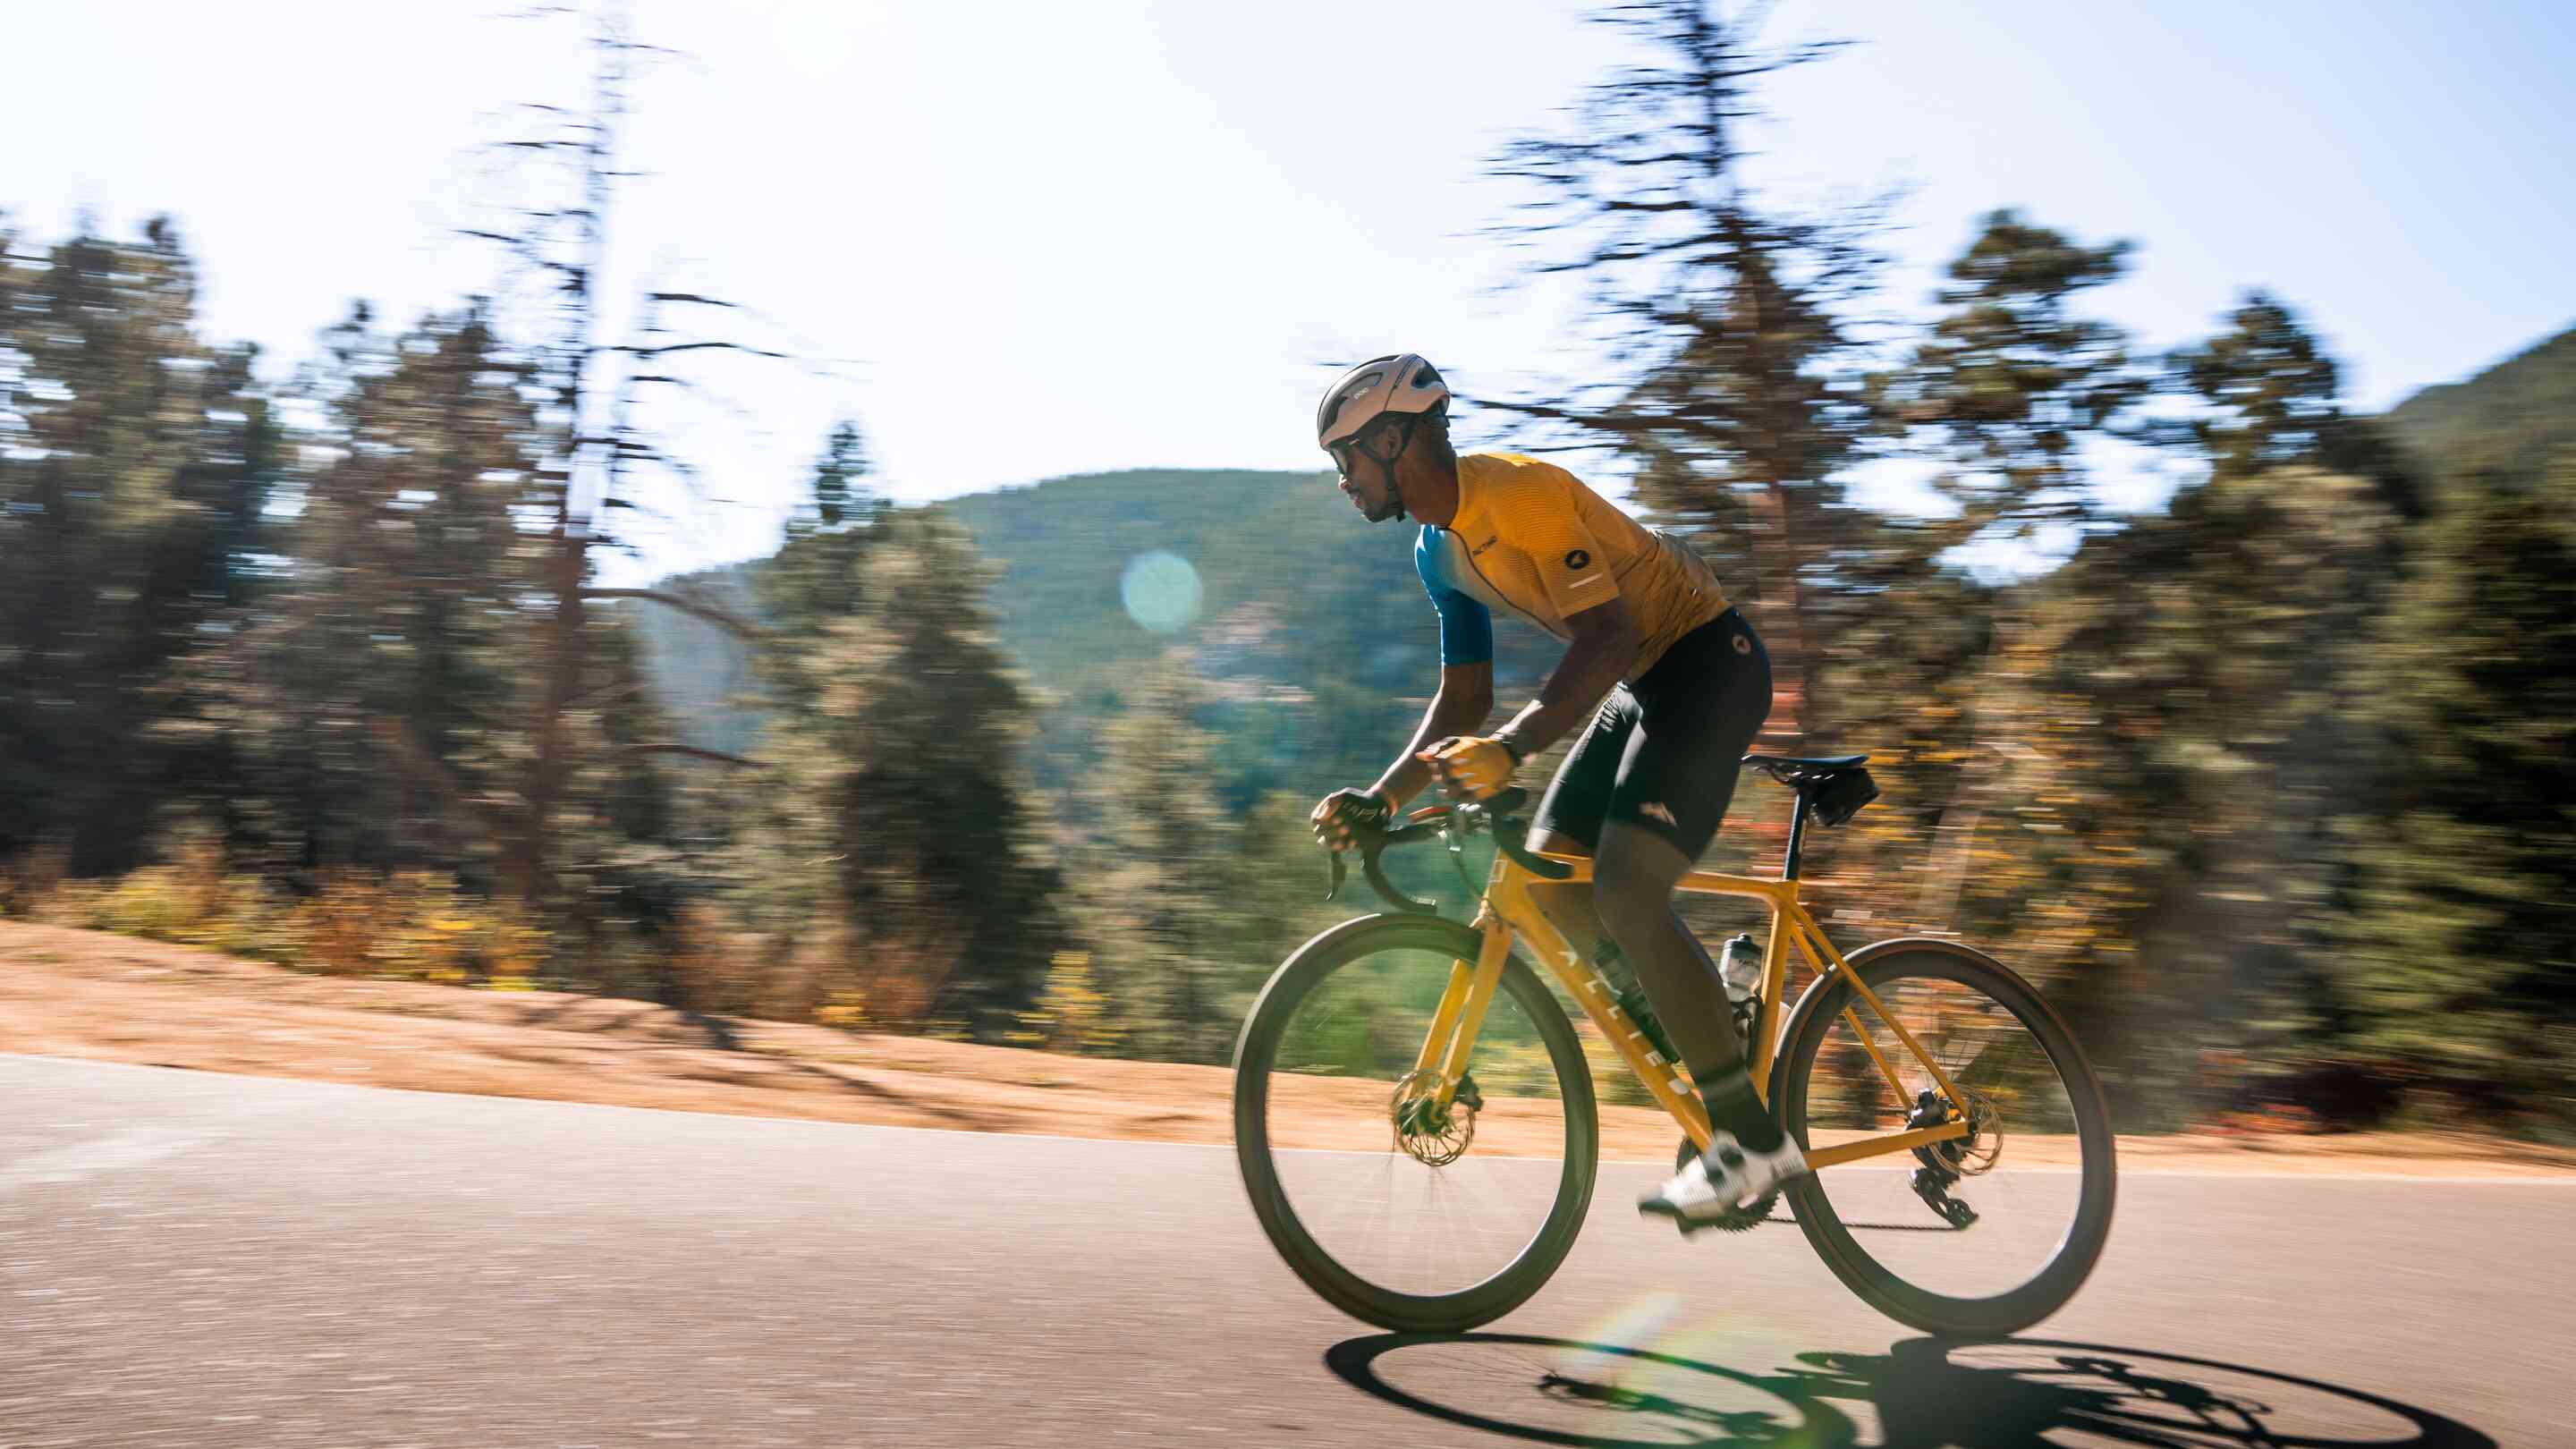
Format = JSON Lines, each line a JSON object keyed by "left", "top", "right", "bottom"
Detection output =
{"left": 1907, "top": 1089, "right": 1979, "bottom": 1230}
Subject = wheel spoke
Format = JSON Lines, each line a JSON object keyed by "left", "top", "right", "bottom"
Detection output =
{"left": 1237, "top": 925, "right": 1597, "bottom": 1326}
{"left": 1779, "top": 948, "right": 2114, "bottom": 1335}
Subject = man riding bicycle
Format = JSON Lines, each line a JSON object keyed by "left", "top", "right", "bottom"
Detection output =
{"left": 1306, "top": 352, "right": 1808, "bottom": 1227}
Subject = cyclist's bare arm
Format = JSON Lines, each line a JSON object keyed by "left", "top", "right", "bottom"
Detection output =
{"left": 1369, "top": 661, "right": 1495, "bottom": 809}
{"left": 1490, "top": 597, "right": 1640, "bottom": 761}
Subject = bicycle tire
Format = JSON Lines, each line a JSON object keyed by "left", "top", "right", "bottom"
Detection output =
{"left": 1233, "top": 913, "right": 1599, "bottom": 1333}
{"left": 1771, "top": 938, "right": 2116, "bottom": 1336}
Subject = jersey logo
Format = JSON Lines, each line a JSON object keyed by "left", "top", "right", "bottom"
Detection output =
{"left": 1472, "top": 535, "right": 1497, "bottom": 555}
{"left": 1564, "top": 548, "right": 1590, "bottom": 569}
{"left": 1640, "top": 801, "right": 1678, "bottom": 827}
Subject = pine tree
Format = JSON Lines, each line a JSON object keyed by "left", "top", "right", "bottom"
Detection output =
{"left": 724, "top": 504, "right": 1071, "bottom": 1036}
{"left": 1069, "top": 662, "right": 1334, "bottom": 1063}
{"left": 168, "top": 303, "right": 542, "bottom": 877}
{"left": 1484, "top": 0, "right": 1891, "bottom": 743}
{"left": 1820, "top": 211, "right": 2152, "bottom": 982}
{"left": 1936, "top": 295, "right": 2419, "bottom": 1123}
{"left": 0, "top": 216, "right": 279, "bottom": 872}
{"left": 2328, "top": 443, "right": 2576, "bottom": 1118}
{"left": 1877, "top": 209, "right": 2148, "bottom": 550}
{"left": 807, "top": 419, "right": 872, "bottom": 531}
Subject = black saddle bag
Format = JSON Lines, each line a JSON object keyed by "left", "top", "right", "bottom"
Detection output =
{"left": 1806, "top": 767, "right": 1880, "bottom": 827}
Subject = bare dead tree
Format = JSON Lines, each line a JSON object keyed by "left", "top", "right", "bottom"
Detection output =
{"left": 453, "top": 2, "right": 777, "bottom": 906}
{"left": 1484, "top": 0, "right": 1894, "bottom": 746}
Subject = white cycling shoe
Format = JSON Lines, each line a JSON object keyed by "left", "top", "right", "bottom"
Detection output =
{"left": 1637, "top": 1131, "right": 1810, "bottom": 1232}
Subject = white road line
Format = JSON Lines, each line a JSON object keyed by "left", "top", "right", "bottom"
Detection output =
{"left": 0, "top": 1128, "right": 199, "bottom": 1195}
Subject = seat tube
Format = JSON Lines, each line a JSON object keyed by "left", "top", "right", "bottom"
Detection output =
{"left": 1749, "top": 902, "right": 1795, "bottom": 1100}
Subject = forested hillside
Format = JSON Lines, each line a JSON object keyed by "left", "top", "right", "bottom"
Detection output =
{"left": 2384, "top": 326, "right": 2576, "bottom": 474}
{"left": 627, "top": 316, "right": 2576, "bottom": 1132}
{"left": 627, "top": 468, "right": 1564, "bottom": 799}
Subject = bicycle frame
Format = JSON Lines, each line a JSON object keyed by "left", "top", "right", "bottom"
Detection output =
{"left": 1414, "top": 848, "right": 1970, "bottom": 1171}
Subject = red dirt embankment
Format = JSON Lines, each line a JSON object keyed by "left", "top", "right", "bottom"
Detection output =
{"left": 5, "top": 921, "right": 2570, "bottom": 1176}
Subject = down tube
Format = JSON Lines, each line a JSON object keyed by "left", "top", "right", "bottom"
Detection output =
{"left": 1504, "top": 892, "right": 1713, "bottom": 1149}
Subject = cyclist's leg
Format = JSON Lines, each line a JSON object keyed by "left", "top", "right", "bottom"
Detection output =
{"left": 1523, "top": 690, "right": 1632, "bottom": 965}
{"left": 1594, "top": 824, "right": 1774, "bottom": 1148}
{"left": 1591, "top": 612, "right": 1775, "bottom": 1149}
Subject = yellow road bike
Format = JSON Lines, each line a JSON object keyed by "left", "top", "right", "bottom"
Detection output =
{"left": 1232, "top": 755, "right": 2115, "bottom": 1336}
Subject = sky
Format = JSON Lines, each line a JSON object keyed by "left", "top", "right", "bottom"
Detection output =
{"left": 7, "top": 0, "right": 2572, "bottom": 582}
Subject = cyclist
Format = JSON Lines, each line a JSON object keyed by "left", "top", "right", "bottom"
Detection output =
{"left": 1306, "top": 353, "right": 1808, "bottom": 1228}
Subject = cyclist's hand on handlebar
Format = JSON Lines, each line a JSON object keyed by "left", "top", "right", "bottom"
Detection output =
{"left": 1310, "top": 787, "right": 1394, "bottom": 852}
{"left": 1417, "top": 735, "right": 1520, "bottom": 802}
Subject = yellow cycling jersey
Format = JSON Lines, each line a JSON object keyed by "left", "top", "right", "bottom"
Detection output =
{"left": 1414, "top": 452, "right": 1730, "bottom": 682}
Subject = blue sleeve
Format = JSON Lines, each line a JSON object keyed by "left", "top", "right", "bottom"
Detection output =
{"left": 1415, "top": 530, "right": 1493, "bottom": 667}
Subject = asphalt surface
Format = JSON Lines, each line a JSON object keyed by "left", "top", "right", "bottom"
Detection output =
{"left": 4, "top": 1054, "right": 2572, "bottom": 1448}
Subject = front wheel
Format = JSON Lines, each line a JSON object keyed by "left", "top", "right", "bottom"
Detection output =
{"left": 1772, "top": 939, "right": 2116, "bottom": 1336}
{"left": 1233, "top": 914, "right": 1599, "bottom": 1333}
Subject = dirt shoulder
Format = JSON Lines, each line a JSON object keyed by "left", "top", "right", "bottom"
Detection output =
{"left": 6, "top": 920, "right": 2570, "bottom": 1177}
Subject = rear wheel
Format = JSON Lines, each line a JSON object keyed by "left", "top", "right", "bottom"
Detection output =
{"left": 1772, "top": 940, "right": 2115, "bottom": 1335}
{"left": 1233, "top": 914, "right": 1598, "bottom": 1332}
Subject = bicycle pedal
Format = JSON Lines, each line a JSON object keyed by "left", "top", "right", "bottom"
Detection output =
{"left": 1644, "top": 1189, "right": 1779, "bottom": 1237}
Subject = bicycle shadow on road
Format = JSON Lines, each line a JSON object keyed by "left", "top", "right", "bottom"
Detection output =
{"left": 1326, "top": 1331, "right": 2495, "bottom": 1448}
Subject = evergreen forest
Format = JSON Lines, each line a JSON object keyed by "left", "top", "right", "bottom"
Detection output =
{"left": 5, "top": 5, "right": 2571, "bottom": 1139}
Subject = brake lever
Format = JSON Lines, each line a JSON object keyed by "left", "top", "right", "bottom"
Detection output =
{"left": 1320, "top": 821, "right": 1439, "bottom": 915}
{"left": 1362, "top": 848, "right": 1439, "bottom": 915}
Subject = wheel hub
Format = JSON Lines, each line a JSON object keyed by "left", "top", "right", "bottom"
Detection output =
{"left": 1921, "top": 1089, "right": 2003, "bottom": 1176}
{"left": 1390, "top": 1071, "right": 1478, "bottom": 1166}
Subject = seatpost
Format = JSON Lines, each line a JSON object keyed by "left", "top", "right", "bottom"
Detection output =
{"left": 1782, "top": 794, "right": 1810, "bottom": 881}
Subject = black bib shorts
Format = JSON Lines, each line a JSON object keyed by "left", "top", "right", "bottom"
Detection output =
{"left": 1529, "top": 607, "right": 1773, "bottom": 860}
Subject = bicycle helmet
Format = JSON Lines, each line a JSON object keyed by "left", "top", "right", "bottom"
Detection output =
{"left": 1316, "top": 353, "right": 1451, "bottom": 450}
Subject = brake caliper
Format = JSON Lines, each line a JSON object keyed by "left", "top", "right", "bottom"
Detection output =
{"left": 1390, "top": 1072, "right": 1479, "bottom": 1166}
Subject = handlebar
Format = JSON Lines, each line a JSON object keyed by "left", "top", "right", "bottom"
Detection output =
{"left": 1324, "top": 786, "right": 1572, "bottom": 916}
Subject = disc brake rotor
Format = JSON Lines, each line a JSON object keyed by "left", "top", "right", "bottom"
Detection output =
{"left": 1947, "top": 1089, "right": 2004, "bottom": 1175}
{"left": 1390, "top": 1070, "right": 1477, "bottom": 1166}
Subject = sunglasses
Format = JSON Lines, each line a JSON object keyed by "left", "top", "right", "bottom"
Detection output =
{"left": 1325, "top": 417, "right": 1416, "bottom": 479}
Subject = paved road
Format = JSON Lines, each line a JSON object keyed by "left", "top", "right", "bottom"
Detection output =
{"left": 4, "top": 1055, "right": 2570, "bottom": 1448}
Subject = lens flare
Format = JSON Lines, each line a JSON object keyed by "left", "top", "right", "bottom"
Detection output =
{"left": 1119, "top": 549, "right": 1202, "bottom": 634}
{"left": 1552, "top": 1290, "right": 1682, "bottom": 1384}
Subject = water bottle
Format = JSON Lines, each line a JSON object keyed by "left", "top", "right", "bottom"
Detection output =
{"left": 1720, "top": 932, "right": 1762, "bottom": 1006}
{"left": 1721, "top": 932, "right": 1762, "bottom": 1046}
